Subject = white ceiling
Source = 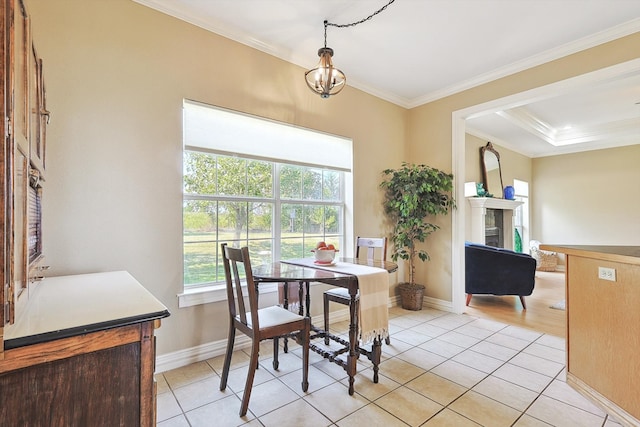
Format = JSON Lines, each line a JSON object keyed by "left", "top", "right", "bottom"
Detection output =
{"left": 134, "top": 0, "right": 640, "bottom": 157}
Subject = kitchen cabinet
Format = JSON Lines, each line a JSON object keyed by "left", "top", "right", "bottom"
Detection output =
{"left": 541, "top": 245, "right": 640, "bottom": 427}
{"left": 2, "top": 0, "right": 48, "bottom": 336}
{"left": 1, "top": 271, "right": 169, "bottom": 426}
{"left": 1, "top": 1, "right": 170, "bottom": 424}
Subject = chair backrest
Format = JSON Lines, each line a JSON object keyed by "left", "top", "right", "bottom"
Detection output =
{"left": 221, "top": 243, "right": 260, "bottom": 330}
{"left": 355, "top": 236, "right": 387, "bottom": 261}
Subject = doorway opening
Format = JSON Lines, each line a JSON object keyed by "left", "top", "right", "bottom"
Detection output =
{"left": 450, "top": 59, "right": 640, "bottom": 332}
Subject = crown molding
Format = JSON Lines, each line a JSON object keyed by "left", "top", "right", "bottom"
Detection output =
{"left": 496, "top": 108, "right": 556, "bottom": 145}
{"left": 134, "top": 1, "right": 640, "bottom": 109}
{"left": 553, "top": 116, "right": 640, "bottom": 146}
{"left": 132, "top": 0, "right": 414, "bottom": 106}
{"left": 132, "top": 0, "right": 286, "bottom": 55}
{"left": 407, "top": 18, "right": 640, "bottom": 108}
{"left": 496, "top": 106, "right": 640, "bottom": 147}
{"left": 464, "top": 126, "right": 534, "bottom": 157}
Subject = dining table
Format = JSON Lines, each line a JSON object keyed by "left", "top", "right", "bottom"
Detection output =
{"left": 252, "top": 257, "right": 397, "bottom": 395}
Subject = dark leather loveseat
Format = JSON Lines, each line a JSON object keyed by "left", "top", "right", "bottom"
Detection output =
{"left": 465, "top": 242, "right": 537, "bottom": 309}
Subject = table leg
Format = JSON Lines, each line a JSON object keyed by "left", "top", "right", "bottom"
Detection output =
{"left": 282, "top": 282, "right": 289, "bottom": 310}
{"left": 346, "top": 287, "right": 358, "bottom": 395}
{"left": 371, "top": 337, "right": 382, "bottom": 383}
{"left": 283, "top": 282, "right": 289, "bottom": 353}
{"left": 304, "top": 281, "right": 311, "bottom": 318}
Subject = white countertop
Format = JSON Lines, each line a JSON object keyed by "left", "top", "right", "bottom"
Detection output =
{"left": 5, "top": 271, "right": 169, "bottom": 346}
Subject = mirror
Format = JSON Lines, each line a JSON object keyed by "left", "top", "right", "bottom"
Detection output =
{"left": 480, "top": 142, "right": 503, "bottom": 197}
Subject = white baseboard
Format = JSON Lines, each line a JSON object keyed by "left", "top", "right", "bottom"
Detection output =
{"left": 156, "top": 335, "right": 249, "bottom": 373}
{"left": 156, "top": 312, "right": 327, "bottom": 373}
{"left": 391, "top": 293, "right": 453, "bottom": 312}
{"left": 423, "top": 296, "right": 454, "bottom": 311}
{"left": 156, "top": 296, "right": 455, "bottom": 373}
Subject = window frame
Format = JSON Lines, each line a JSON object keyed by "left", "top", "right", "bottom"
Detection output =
{"left": 179, "top": 101, "right": 354, "bottom": 308}
{"left": 182, "top": 149, "right": 345, "bottom": 282}
{"left": 180, "top": 148, "right": 351, "bottom": 308}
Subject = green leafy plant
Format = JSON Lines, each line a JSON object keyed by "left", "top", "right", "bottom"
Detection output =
{"left": 380, "top": 162, "right": 455, "bottom": 288}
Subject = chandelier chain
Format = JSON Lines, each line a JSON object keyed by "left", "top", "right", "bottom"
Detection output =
{"left": 327, "top": 0, "right": 395, "bottom": 29}
{"left": 309, "top": 0, "right": 395, "bottom": 98}
{"left": 323, "top": 0, "right": 395, "bottom": 47}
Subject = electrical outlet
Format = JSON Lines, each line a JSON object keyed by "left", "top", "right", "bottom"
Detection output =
{"left": 598, "top": 267, "right": 616, "bottom": 282}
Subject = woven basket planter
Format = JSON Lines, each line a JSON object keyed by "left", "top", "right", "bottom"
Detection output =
{"left": 398, "top": 283, "right": 425, "bottom": 311}
{"left": 532, "top": 247, "right": 558, "bottom": 271}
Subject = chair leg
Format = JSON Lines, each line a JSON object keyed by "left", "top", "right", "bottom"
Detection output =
{"left": 273, "top": 337, "right": 280, "bottom": 370}
{"left": 519, "top": 295, "right": 527, "bottom": 310}
{"left": 219, "top": 323, "right": 236, "bottom": 391}
{"left": 301, "top": 322, "right": 309, "bottom": 392}
{"left": 323, "top": 293, "right": 330, "bottom": 345}
{"left": 466, "top": 293, "right": 472, "bottom": 306}
{"left": 239, "top": 340, "right": 260, "bottom": 417}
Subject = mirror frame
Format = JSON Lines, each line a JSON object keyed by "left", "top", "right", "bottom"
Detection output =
{"left": 480, "top": 142, "right": 504, "bottom": 197}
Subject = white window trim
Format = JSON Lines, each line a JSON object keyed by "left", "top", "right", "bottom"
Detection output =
{"left": 180, "top": 100, "right": 355, "bottom": 305}
{"left": 178, "top": 281, "right": 280, "bottom": 308}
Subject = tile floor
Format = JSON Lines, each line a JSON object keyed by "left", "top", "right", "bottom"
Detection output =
{"left": 156, "top": 307, "right": 622, "bottom": 427}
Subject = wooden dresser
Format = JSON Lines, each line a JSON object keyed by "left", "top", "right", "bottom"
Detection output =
{"left": 1, "top": 2, "right": 170, "bottom": 424}
{"left": 541, "top": 245, "right": 640, "bottom": 427}
{"left": 1, "top": 271, "right": 169, "bottom": 426}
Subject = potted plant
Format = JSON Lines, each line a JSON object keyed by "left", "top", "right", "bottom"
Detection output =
{"left": 380, "top": 162, "right": 455, "bottom": 310}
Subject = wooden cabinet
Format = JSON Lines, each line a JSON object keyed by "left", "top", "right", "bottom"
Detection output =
{"left": 12, "top": 0, "right": 29, "bottom": 155}
{"left": 9, "top": 0, "right": 46, "bottom": 172}
{"left": 1, "top": 324, "right": 156, "bottom": 426}
{"left": 1, "top": 2, "right": 170, "bottom": 425}
{"left": 2, "top": 272, "right": 169, "bottom": 426}
{"left": 2, "top": 0, "right": 48, "bottom": 337}
{"left": 541, "top": 245, "right": 640, "bottom": 427}
{"left": 28, "top": 44, "right": 47, "bottom": 174}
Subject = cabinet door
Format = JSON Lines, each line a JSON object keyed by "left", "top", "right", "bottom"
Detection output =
{"left": 0, "top": 343, "right": 142, "bottom": 425}
{"left": 1, "top": 0, "right": 9, "bottom": 337}
{"left": 38, "top": 58, "right": 48, "bottom": 171}
{"left": 13, "top": 0, "right": 29, "bottom": 154}
{"left": 28, "top": 42, "right": 44, "bottom": 174}
{"left": 11, "top": 148, "right": 29, "bottom": 321}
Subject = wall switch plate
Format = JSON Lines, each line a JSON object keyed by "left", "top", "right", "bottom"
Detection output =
{"left": 598, "top": 267, "right": 616, "bottom": 282}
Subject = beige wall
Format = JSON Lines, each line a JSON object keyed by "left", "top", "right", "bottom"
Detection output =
{"left": 407, "top": 32, "right": 640, "bottom": 303}
{"left": 464, "top": 135, "right": 533, "bottom": 243}
{"left": 465, "top": 134, "right": 485, "bottom": 189}
{"left": 500, "top": 146, "right": 533, "bottom": 194}
{"left": 29, "top": 0, "right": 405, "bottom": 355}
{"left": 464, "top": 136, "right": 533, "bottom": 195}
{"left": 532, "top": 145, "right": 640, "bottom": 245}
{"left": 28, "top": 0, "right": 640, "bottom": 356}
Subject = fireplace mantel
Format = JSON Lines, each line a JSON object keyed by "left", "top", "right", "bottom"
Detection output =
{"left": 467, "top": 197, "right": 523, "bottom": 249}
{"left": 467, "top": 197, "right": 523, "bottom": 210}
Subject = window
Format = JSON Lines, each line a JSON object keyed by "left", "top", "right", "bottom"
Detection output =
{"left": 181, "top": 101, "right": 353, "bottom": 305}
{"left": 513, "top": 179, "right": 529, "bottom": 253}
{"left": 183, "top": 152, "right": 344, "bottom": 287}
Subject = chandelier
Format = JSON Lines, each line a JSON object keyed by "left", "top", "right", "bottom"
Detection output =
{"left": 305, "top": 0, "right": 395, "bottom": 99}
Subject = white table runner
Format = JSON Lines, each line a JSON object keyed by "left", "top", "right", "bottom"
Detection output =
{"left": 283, "top": 259, "right": 389, "bottom": 344}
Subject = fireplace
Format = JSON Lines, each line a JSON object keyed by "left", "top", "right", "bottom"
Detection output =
{"left": 485, "top": 209, "right": 503, "bottom": 247}
{"left": 467, "top": 197, "right": 522, "bottom": 250}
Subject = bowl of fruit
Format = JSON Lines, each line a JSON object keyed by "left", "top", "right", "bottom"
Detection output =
{"left": 311, "top": 242, "right": 338, "bottom": 264}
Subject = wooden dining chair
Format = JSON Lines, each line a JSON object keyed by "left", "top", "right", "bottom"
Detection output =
{"left": 219, "top": 243, "right": 310, "bottom": 416}
{"left": 322, "top": 237, "right": 390, "bottom": 345}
